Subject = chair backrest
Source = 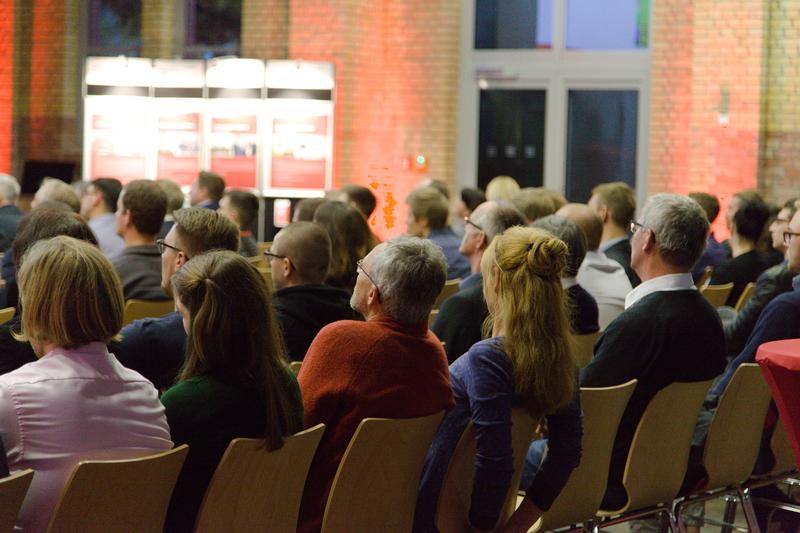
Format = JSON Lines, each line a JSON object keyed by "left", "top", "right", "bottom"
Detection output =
{"left": 434, "top": 279, "right": 461, "bottom": 309}
{"left": 695, "top": 266, "right": 713, "bottom": 289}
{"left": 618, "top": 379, "right": 713, "bottom": 512}
{"left": 535, "top": 380, "right": 637, "bottom": 532}
{"left": 194, "top": 424, "right": 325, "bottom": 532}
{"left": 435, "top": 409, "right": 537, "bottom": 532}
{"left": 428, "top": 309, "right": 438, "bottom": 327}
{"left": 257, "top": 242, "right": 271, "bottom": 256}
{"left": 700, "top": 283, "right": 734, "bottom": 308}
{"left": 734, "top": 282, "right": 757, "bottom": 312}
{"left": 321, "top": 412, "right": 445, "bottom": 533}
{"left": 769, "top": 419, "right": 797, "bottom": 476}
{"left": 122, "top": 299, "right": 175, "bottom": 326}
{"left": 572, "top": 331, "right": 601, "bottom": 368}
{"left": 702, "top": 363, "right": 772, "bottom": 489}
{"left": 245, "top": 254, "right": 265, "bottom": 268}
{"left": 46, "top": 445, "right": 188, "bottom": 533}
{"left": 0, "top": 469, "right": 34, "bottom": 533}
{"left": 0, "top": 307, "right": 14, "bottom": 326}
{"left": 289, "top": 361, "right": 302, "bottom": 376}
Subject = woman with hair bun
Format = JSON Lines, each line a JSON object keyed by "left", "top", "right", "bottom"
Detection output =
{"left": 415, "top": 226, "right": 578, "bottom": 533}
{"left": 160, "top": 250, "right": 303, "bottom": 532}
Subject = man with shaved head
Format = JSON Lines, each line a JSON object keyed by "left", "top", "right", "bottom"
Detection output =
{"left": 268, "top": 221, "right": 361, "bottom": 361}
{"left": 558, "top": 203, "right": 632, "bottom": 329}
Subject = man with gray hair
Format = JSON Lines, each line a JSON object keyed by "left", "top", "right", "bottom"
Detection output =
{"left": 297, "top": 236, "right": 455, "bottom": 532}
{"left": 581, "top": 193, "right": 727, "bottom": 510}
{"left": 432, "top": 200, "right": 527, "bottom": 361}
{"left": 0, "top": 174, "right": 22, "bottom": 248}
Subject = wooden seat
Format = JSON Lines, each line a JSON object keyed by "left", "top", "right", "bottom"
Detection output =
{"left": 700, "top": 283, "right": 734, "bottom": 308}
{"left": 696, "top": 266, "right": 713, "bottom": 289}
{"left": 734, "top": 282, "right": 757, "bottom": 312}
{"left": 526, "top": 380, "right": 637, "bottom": 532}
{"left": 595, "top": 379, "right": 714, "bottom": 530}
{"left": 122, "top": 299, "right": 175, "bottom": 326}
{"left": 289, "top": 361, "right": 302, "bottom": 375}
{"left": 435, "top": 409, "right": 537, "bottom": 532}
{"left": 434, "top": 279, "right": 461, "bottom": 309}
{"left": 46, "top": 445, "right": 188, "bottom": 533}
{"left": 572, "top": 331, "right": 601, "bottom": 368}
{"left": 0, "top": 469, "right": 34, "bottom": 533}
{"left": 194, "top": 424, "right": 325, "bottom": 532}
{"left": 0, "top": 307, "right": 14, "bottom": 325}
{"left": 321, "top": 412, "right": 445, "bottom": 533}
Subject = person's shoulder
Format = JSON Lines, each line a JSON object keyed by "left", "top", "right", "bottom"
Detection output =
{"left": 315, "top": 319, "right": 368, "bottom": 339}
{"left": 119, "top": 312, "right": 183, "bottom": 345}
{"left": 765, "top": 289, "right": 800, "bottom": 314}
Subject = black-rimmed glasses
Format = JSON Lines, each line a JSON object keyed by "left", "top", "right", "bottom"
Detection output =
{"left": 629, "top": 221, "right": 645, "bottom": 234}
{"left": 464, "top": 216, "right": 484, "bottom": 232}
{"left": 156, "top": 239, "right": 182, "bottom": 255}
{"left": 356, "top": 259, "right": 382, "bottom": 303}
{"left": 784, "top": 231, "right": 800, "bottom": 246}
{"left": 264, "top": 249, "right": 287, "bottom": 260}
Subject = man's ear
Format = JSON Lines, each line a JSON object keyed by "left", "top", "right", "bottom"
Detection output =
{"left": 642, "top": 229, "right": 657, "bottom": 253}
{"left": 598, "top": 205, "right": 609, "bottom": 223}
{"left": 476, "top": 231, "right": 488, "bottom": 252}
{"left": 176, "top": 251, "right": 188, "bottom": 269}
{"left": 282, "top": 257, "right": 293, "bottom": 278}
{"left": 366, "top": 284, "right": 379, "bottom": 306}
{"left": 122, "top": 209, "right": 132, "bottom": 228}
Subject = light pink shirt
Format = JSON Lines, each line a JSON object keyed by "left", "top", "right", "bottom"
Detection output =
{"left": 0, "top": 342, "right": 172, "bottom": 533}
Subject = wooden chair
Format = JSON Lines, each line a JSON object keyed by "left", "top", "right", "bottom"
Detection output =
{"left": 700, "top": 283, "right": 734, "bottom": 308}
{"left": 122, "top": 299, "right": 175, "bottom": 326}
{"left": 245, "top": 254, "right": 266, "bottom": 268}
{"left": 320, "top": 412, "right": 445, "bottom": 533}
{"left": 194, "top": 424, "right": 325, "bottom": 532}
{"left": 734, "top": 282, "right": 757, "bottom": 312}
{"left": 696, "top": 266, "right": 713, "bottom": 289}
{"left": 434, "top": 279, "right": 461, "bottom": 309}
{"left": 289, "top": 361, "right": 302, "bottom": 376}
{"left": 0, "top": 469, "right": 34, "bottom": 533}
{"left": 46, "top": 445, "right": 188, "bottom": 533}
{"left": 595, "top": 379, "right": 714, "bottom": 531}
{"left": 572, "top": 331, "right": 601, "bottom": 368}
{"left": 257, "top": 242, "right": 272, "bottom": 256}
{"left": 435, "top": 409, "right": 537, "bottom": 532}
{"left": 769, "top": 419, "right": 797, "bottom": 477}
{"left": 674, "top": 364, "right": 772, "bottom": 530}
{"left": 0, "top": 307, "right": 14, "bottom": 326}
{"left": 526, "top": 380, "right": 637, "bottom": 532}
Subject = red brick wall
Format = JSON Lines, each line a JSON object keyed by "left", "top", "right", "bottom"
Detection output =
{"left": 0, "top": 0, "right": 13, "bottom": 174}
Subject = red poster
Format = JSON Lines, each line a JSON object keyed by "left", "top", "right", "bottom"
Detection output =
{"left": 209, "top": 116, "right": 258, "bottom": 188}
{"left": 270, "top": 116, "right": 328, "bottom": 190}
{"left": 158, "top": 113, "right": 201, "bottom": 185}
{"left": 90, "top": 112, "right": 148, "bottom": 183}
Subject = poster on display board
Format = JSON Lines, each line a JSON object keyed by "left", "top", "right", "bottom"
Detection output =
{"left": 83, "top": 57, "right": 153, "bottom": 183}
{"left": 205, "top": 58, "right": 264, "bottom": 190}
{"left": 153, "top": 59, "right": 205, "bottom": 186}
{"left": 263, "top": 60, "right": 335, "bottom": 196}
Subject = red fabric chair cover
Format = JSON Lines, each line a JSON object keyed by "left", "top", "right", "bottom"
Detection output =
{"left": 756, "top": 338, "right": 800, "bottom": 469}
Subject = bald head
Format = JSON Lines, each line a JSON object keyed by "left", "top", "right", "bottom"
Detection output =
{"left": 272, "top": 221, "right": 332, "bottom": 287}
{"left": 557, "top": 203, "right": 603, "bottom": 251}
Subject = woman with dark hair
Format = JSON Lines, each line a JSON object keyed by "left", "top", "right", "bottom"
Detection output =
{"left": 313, "top": 201, "right": 377, "bottom": 292}
{"left": 161, "top": 250, "right": 304, "bottom": 532}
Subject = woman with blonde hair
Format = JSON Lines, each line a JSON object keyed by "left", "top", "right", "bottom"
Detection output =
{"left": 0, "top": 236, "right": 172, "bottom": 533}
{"left": 415, "top": 226, "right": 577, "bottom": 533}
{"left": 160, "top": 250, "right": 303, "bottom": 532}
{"left": 485, "top": 175, "right": 521, "bottom": 202}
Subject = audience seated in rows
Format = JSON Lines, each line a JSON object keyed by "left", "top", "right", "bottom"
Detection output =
{"left": 431, "top": 200, "right": 527, "bottom": 362}
{"left": 297, "top": 236, "right": 455, "bottom": 533}
{"left": 218, "top": 189, "right": 260, "bottom": 257}
{"left": 416, "top": 226, "right": 581, "bottom": 533}
{"left": 558, "top": 202, "right": 632, "bottom": 329}
{"left": 79, "top": 177, "right": 125, "bottom": 259}
{"left": 406, "top": 186, "right": 470, "bottom": 280}
{"left": 530, "top": 215, "right": 600, "bottom": 335}
{"left": 312, "top": 201, "right": 376, "bottom": 293}
{"left": 161, "top": 250, "right": 303, "bottom": 532}
{"left": 269, "top": 222, "right": 361, "bottom": 361}
{"left": 589, "top": 181, "right": 641, "bottom": 287}
{"left": 512, "top": 187, "right": 558, "bottom": 224}
{"left": 189, "top": 170, "right": 225, "bottom": 210}
{"left": 112, "top": 180, "right": 169, "bottom": 301}
{"left": 157, "top": 178, "right": 185, "bottom": 239}
{"left": 31, "top": 178, "right": 80, "bottom": 213}
{"left": 0, "top": 174, "right": 23, "bottom": 249}
{"left": 111, "top": 207, "right": 240, "bottom": 390}
{"left": 335, "top": 184, "right": 377, "bottom": 220}
{"left": 0, "top": 236, "right": 171, "bottom": 532}
{"left": 724, "top": 198, "right": 798, "bottom": 355}
{"left": 293, "top": 197, "right": 326, "bottom": 222}
{"left": 581, "top": 193, "right": 727, "bottom": 509}
{"left": 688, "top": 192, "right": 730, "bottom": 281}
{"left": 710, "top": 192, "right": 771, "bottom": 306}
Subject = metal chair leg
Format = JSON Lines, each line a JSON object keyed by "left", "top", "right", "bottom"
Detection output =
{"left": 721, "top": 494, "right": 737, "bottom": 533}
{"left": 738, "top": 487, "right": 762, "bottom": 533}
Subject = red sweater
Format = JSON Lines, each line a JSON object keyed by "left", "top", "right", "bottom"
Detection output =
{"left": 297, "top": 316, "right": 455, "bottom": 533}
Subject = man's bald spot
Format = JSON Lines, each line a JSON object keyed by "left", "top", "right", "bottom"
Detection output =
{"left": 274, "top": 221, "right": 332, "bottom": 284}
{"left": 557, "top": 203, "right": 603, "bottom": 251}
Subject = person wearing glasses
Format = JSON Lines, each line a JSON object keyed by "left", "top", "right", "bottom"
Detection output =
{"left": 581, "top": 193, "right": 727, "bottom": 511}
{"left": 297, "top": 236, "right": 455, "bottom": 533}
{"left": 267, "top": 221, "right": 361, "bottom": 362}
{"left": 110, "top": 207, "right": 239, "bottom": 390}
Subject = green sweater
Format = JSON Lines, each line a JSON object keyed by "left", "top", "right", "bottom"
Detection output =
{"left": 161, "top": 368, "right": 303, "bottom": 532}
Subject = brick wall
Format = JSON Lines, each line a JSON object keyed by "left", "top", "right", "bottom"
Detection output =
{"left": 242, "top": 0, "right": 288, "bottom": 59}
{"left": 0, "top": 0, "right": 13, "bottom": 173}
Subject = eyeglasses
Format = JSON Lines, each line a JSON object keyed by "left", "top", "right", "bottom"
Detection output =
{"left": 156, "top": 239, "right": 182, "bottom": 255}
{"left": 356, "top": 259, "right": 382, "bottom": 303}
{"left": 784, "top": 231, "right": 800, "bottom": 246}
{"left": 264, "top": 249, "right": 287, "bottom": 260}
{"left": 464, "top": 216, "right": 484, "bottom": 232}
{"left": 629, "top": 221, "right": 645, "bottom": 234}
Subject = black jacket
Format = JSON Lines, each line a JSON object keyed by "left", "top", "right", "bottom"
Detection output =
{"left": 272, "top": 284, "right": 362, "bottom": 361}
{"left": 709, "top": 250, "right": 769, "bottom": 307}
{"left": 604, "top": 238, "right": 641, "bottom": 287}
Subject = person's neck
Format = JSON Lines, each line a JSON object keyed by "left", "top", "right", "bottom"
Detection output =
{"left": 89, "top": 208, "right": 112, "bottom": 221}
{"left": 635, "top": 257, "right": 685, "bottom": 283}
{"left": 468, "top": 251, "right": 483, "bottom": 274}
{"left": 601, "top": 225, "right": 627, "bottom": 243}
{"left": 123, "top": 232, "right": 156, "bottom": 247}
{"left": 730, "top": 234, "right": 755, "bottom": 257}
